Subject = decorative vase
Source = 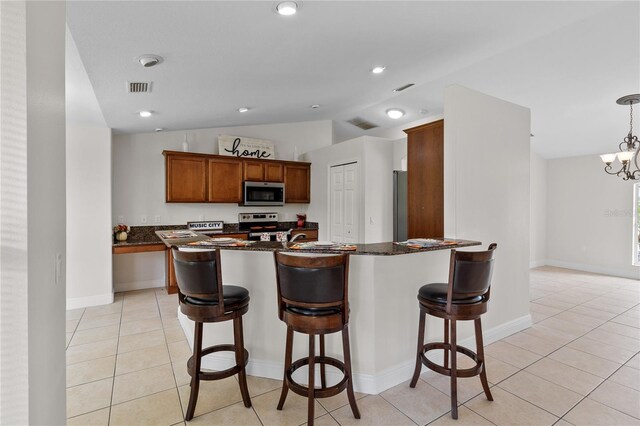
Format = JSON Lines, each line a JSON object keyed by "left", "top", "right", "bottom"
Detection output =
{"left": 116, "top": 231, "right": 128, "bottom": 241}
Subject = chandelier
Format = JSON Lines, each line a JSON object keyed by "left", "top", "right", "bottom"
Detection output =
{"left": 601, "top": 94, "right": 640, "bottom": 180}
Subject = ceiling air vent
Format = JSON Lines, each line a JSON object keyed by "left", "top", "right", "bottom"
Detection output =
{"left": 127, "top": 81, "right": 152, "bottom": 93}
{"left": 346, "top": 117, "right": 379, "bottom": 130}
{"left": 392, "top": 83, "right": 414, "bottom": 92}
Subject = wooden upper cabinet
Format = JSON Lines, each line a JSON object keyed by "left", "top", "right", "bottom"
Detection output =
{"left": 243, "top": 160, "right": 283, "bottom": 182}
{"left": 163, "top": 151, "right": 309, "bottom": 204}
{"left": 264, "top": 162, "right": 284, "bottom": 182}
{"left": 208, "top": 157, "right": 243, "bottom": 202}
{"left": 284, "top": 163, "right": 311, "bottom": 203}
{"left": 165, "top": 154, "right": 207, "bottom": 202}
{"left": 405, "top": 120, "right": 444, "bottom": 239}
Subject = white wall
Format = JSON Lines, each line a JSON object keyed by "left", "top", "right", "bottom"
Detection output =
{"left": 0, "top": 3, "right": 30, "bottom": 422}
{"left": 112, "top": 120, "right": 332, "bottom": 291}
{"left": 530, "top": 150, "right": 547, "bottom": 267}
{"left": 304, "top": 136, "right": 395, "bottom": 243}
{"left": 546, "top": 155, "right": 640, "bottom": 279}
{"left": 112, "top": 120, "right": 332, "bottom": 226}
{"left": 392, "top": 137, "right": 407, "bottom": 171}
{"left": 66, "top": 126, "right": 113, "bottom": 308}
{"left": 66, "top": 26, "right": 113, "bottom": 309}
{"left": 1, "top": 2, "right": 68, "bottom": 423}
{"left": 444, "top": 85, "right": 531, "bottom": 333}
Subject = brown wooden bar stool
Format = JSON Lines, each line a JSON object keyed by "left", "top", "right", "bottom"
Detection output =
{"left": 273, "top": 252, "right": 360, "bottom": 426}
{"left": 410, "top": 243, "right": 497, "bottom": 419}
{"left": 172, "top": 247, "right": 252, "bottom": 421}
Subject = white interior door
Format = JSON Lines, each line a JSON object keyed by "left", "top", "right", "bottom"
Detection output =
{"left": 330, "top": 162, "right": 359, "bottom": 243}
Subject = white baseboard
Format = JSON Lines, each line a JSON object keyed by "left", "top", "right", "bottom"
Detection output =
{"left": 114, "top": 279, "right": 164, "bottom": 293}
{"left": 545, "top": 259, "right": 640, "bottom": 280}
{"left": 180, "top": 313, "right": 532, "bottom": 394}
{"left": 66, "top": 292, "right": 114, "bottom": 310}
{"left": 529, "top": 259, "right": 546, "bottom": 268}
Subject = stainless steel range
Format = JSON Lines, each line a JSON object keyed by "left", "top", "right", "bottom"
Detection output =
{"left": 238, "top": 212, "right": 291, "bottom": 241}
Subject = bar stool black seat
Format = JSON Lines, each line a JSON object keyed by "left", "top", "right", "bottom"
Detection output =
{"left": 172, "top": 247, "right": 252, "bottom": 421}
{"left": 273, "top": 252, "right": 360, "bottom": 426}
{"left": 410, "top": 243, "right": 497, "bottom": 419}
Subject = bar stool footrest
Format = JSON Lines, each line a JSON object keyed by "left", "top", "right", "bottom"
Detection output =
{"left": 187, "top": 344, "right": 249, "bottom": 381}
{"left": 285, "top": 356, "right": 349, "bottom": 399}
{"left": 420, "top": 342, "right": 483, "bottom": 378}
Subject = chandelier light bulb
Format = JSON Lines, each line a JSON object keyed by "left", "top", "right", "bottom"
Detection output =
{"left": 617, "top": 151, "right": 635, "bottom": 163}
{"left": 600, "top": 153, "right": 617, "bottom": 165}
{"left": 602, "top": 94, "right": 640, "bottom": 180}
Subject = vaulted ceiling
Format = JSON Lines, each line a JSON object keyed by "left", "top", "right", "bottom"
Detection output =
{"left": 67, "top": 1, "right": 639, "bottom": 158}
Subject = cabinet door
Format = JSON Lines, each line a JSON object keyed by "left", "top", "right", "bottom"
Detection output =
{"left": 208, "top": 158, "right": 243, "bottom": 202}
{"left": 243, "top": 161, "right": 265, "bottom": 181}
{"left": 166, "top": 155, "right": 207, "bottom": 202}
{"left": 265, "top": 162, "right": 284, "bottom": 182}
{"left": 405, "top": 120, "right": 444, "bottom": 238}
{"left": 284, "top": 164, "right": 311, "bottom": 203}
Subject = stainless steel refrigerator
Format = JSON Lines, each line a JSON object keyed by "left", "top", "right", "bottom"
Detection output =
{"left": 393, "top": 170, "right": 408, "bottom": 241}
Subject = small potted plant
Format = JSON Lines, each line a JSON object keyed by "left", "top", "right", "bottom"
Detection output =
{"left": 296, "top": 214, "right": 306, "bottom": 228}
{"left": 113, "top": 224, "right": 130, "bottom": 242}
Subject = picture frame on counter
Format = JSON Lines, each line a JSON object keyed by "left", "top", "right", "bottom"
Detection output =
{"left": 218, "top": 135, "right": 275, "bottom": 160}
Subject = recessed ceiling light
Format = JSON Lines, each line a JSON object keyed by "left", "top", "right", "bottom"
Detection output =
{"left": 154, "top": 128, "right": 164, "bottom": 132}
{"left": 139, "top": 110, "right": 152, "bottom": 118}
{"left": 238, "top": 107, "right": 249, "bottom": 113}
{"left": 276, "top": 1, "right": 297, "bottom": 15}
{"left": 386, "top": 108, "right": 405, "bottom": 119}
{"left": 372, "top": 66, "right": 386, "bottom": 74}
{"left": 310, "top": 104, "right": 320, "bottom": 109}
{"left": 137, "top": 54, "right": 163, "bottom": 68}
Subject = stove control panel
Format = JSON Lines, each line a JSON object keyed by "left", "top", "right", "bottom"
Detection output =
{"left": 239, "top": 212, "right": 278, "bottom": 223}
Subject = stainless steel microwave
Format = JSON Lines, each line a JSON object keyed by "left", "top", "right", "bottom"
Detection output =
{"left": 243, "top": 181, "right": 285, "bottom": 206}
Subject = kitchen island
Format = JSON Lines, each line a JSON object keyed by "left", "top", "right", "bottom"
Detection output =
{"left": 167, "top": 238, "right": 483, "bottom": 394}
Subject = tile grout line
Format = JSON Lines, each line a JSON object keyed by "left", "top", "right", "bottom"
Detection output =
{"left": 106, "top": 294, "right": 125, "bottom": 425}
{"left": 156, "top": 288, "right": 188, "bottom": 422}
{"left": 526, "top": 275, "right": 640, "bottom": 422}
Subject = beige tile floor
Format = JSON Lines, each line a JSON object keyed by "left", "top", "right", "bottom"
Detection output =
{"left": 66, "top": 266, "right": 640, "bottom": 425}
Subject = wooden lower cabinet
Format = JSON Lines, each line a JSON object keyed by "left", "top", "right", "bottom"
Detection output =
{"left": 166, "top": 248, "right": 178, "bottom": 294}
{"left": 291, "top": 229, "right": 318, "bottom": 242}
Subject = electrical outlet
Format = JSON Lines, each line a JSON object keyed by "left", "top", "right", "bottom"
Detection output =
{"left": 154, "top": 215, "right": 161, "bottom": 223}
{"left": 117, "top": 215, "right": 124, "bottom": 223}
{"left": 55, "top": 253, "right": 62, "bottom": 285}
{"left": 141, "top": 215, "right": 147, "bottom": 224}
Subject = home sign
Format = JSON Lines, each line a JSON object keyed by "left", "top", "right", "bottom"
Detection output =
{"left": 218, "top": 135, "right": 275, "bottom": 159}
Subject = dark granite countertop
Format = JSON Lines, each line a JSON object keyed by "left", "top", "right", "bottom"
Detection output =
{"left": 170, "top": 239, "right": 481, "bottom": 256}
{"left": 113, "top": 223, "right": 319, "bottom": 248}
